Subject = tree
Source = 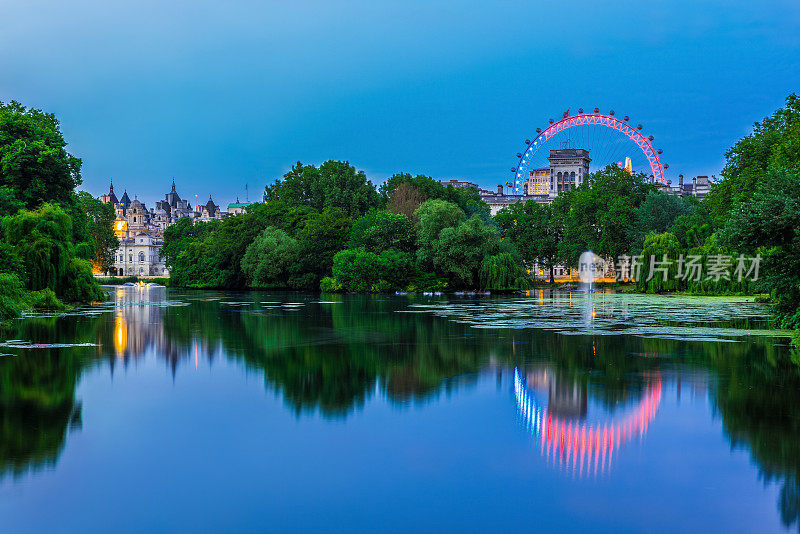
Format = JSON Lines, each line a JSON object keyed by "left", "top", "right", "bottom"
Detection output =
{"left": 3, "top": 203, "right": 104, "bottom": 303}
{"left": 706, "top": 93, "right": 800, "bottom": 223}
{"left": 0, "top": 101, "right": 82, "bottom": 209}
{"left": 380, "top": 173, "right": 489, "bottom": 216}
{"left": 637, "top": 232, "right": 682, "bottom": 293}
{"left": 331, "top": 248, "right": 414, "bottom": 291}
{"left": 495, "top": 200, "right": 559, "bottom": 282}
{"left": 387, "top": 182, "right": 427, "bottom": 218}
{"left": 347, "top": 209, "right": 415, "bottom": 253}
{"left": 558, "top": 165, "right": 654, "bottom": 266}
{"left": 241, "top": 227, "right": 302, "bottom": 287}
{"left": 414, "top": 199, "right": 465, "bottom": 270}
{"left": 296, "top": 208, "right": 353, "bottom": 285}
{"left": 432, "top": 215, "right": 503, "bottom": 287}
{"left": 264, "top": 161, "right": 381, "bottom": 218}
{"left": 0, "top": 186, "right": 23, "bottom": 218}
{"left": 75, "top": 191, "right": 118, "bottom": 273}
{"left": 721, "top": 170, "right": 800, "bottom": 327}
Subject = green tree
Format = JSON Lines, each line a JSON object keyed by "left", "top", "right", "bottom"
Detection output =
{"left": 558, "top": 166, "right": 654, "bottom": 266}
{"left": 721, "top": 170, "right": 800, "bottom": 327}
{"left": 296, "top": 208, "right": 353, "bottom": 286}
{"left": 380, "top": 173, "right": 488, "bottom": 217}
{"left": 414, "top": 199, "right": 465, "bottom": 269}
{"left": 432, "top": 215, "right": 503, "bottom": 288}
{"left": 347, "top": 209, "right": 415, "bottom": 253}
{"left": 75, "top": 191, "right": 118, "bottom": 273}
{"left": 3, "top": 203, "right": 104, "bottom": 303}
{"left": 0, "top": 185, "right": 24, "bottom": 217}
{"left": 241, "top": 227, "right": 302, "bottom": 287}
{"left": 637, "top": 232, "right": 682, "bottom": 293}
{"left": 265, "top": 161, "right": 381, "bottom": 218}
{"left": 331, "top": 248, "right": 414, "bottom": 291}
{"left": 706, "top": 93, "right": 800, "bottom": 223}
{"left": 495, "top": 200, "right": 560, "bottom": 283}
{"left": 0, "top": 101, "right": 82, "bottom": 209}
{"left": 629, "top": 191, "right": 695, "bottom": 252}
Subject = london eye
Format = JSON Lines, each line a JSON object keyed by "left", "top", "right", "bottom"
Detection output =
{"left": 510, "top": 108, "right": 668, "bottom": 194}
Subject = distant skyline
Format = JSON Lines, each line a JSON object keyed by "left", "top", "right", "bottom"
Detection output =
{"left": 1, "top": 1, "right": 799, "bottom": 208}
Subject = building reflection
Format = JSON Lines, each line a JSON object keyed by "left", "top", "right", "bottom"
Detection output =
{"left": 104, "top": 286, "right": 197, "bottom": 375}
{"left": 514, "top": 365, "right": 662, "bottom": 478}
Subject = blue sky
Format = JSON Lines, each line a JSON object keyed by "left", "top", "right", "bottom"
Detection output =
{"left": 1, "top": 0, "right": 798, "bottom": 208}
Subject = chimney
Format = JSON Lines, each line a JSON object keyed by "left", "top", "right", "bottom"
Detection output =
{"left": 497, "top": 184, "right": 503, "bottom": 195}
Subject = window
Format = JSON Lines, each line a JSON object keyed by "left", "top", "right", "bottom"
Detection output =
{"left": 133, "top": 217, "right": 136, "bottom": 222}
{"left": 139, "top": 267, "right": 143, "bottom": 274}
{"left": 129, "top": 254, "right": 132, "bottom": 262}
{"left": 139, "top": 252, "right": 145, "bottom": 262}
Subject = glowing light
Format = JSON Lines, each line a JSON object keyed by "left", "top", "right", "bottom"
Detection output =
{"left": 113, "top": 314, "right": 127, "bottom": 355}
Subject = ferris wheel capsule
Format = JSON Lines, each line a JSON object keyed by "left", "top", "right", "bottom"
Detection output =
{"left": 524, "top": 139, "right": 531, "bottom": 145}
{"left": 637, "top": 124, "right": 643, "bottom": 130}
{"left": 516, "top": 153, "right": 522, "bottom": 158}
{"left": 536, "top": 128, "right": 541, "bottom": 133}
{"left": 623, "top": 116, "right": 629, "bottom": 121}
{"left": 609, "top": 110, "right": 615, "bottom": 116}
{"left": 657, "top": 149, "right": 663, "bottom": 154}
{"left": 648, "top": 135, "right": 654, "bottom": 141}
{"left": 510, "top": 168, "right": 517, "bottom": 173}
{"left": 664, "top": 164, "right": 669, "bottom": 169}
{"left": 594, "top": 107, "right": 599, "bottom": 113}
{"left": 549, "top": 118, "right": 554, "bottom": 124}
{"left": 578, "top": 108, "right": 584, "bottom": 114}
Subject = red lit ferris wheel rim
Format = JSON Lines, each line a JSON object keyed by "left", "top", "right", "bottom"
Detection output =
{"left": 514, "top": 113, "right": 665, "bottom": 188}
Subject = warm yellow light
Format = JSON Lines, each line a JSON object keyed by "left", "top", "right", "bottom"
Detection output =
{"left": 114, "top": 314, "right": 127, "bottom": 355}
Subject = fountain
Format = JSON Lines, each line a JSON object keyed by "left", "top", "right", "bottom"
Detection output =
{"left": 578, "top": 250, "right": 603, "bottom": 293}
{"left": 578, "top": 251, "right": 603, "bottom": 328}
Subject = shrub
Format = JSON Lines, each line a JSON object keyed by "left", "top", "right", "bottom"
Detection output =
{"left": 0, "top": 273, "right": 24, "bottom": 321}
{"left": 320, "top": 276, "right": 343, "bottom": 292}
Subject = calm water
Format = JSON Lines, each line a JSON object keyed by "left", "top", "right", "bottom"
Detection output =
{"left": 1, "top": 287, "right": 798, "bottom": 533}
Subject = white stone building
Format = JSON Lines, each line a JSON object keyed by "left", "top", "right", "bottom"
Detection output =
{"left": 112, "top": 233, "right": 169, "bottom": 277}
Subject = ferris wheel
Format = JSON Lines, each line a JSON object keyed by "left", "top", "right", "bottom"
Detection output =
{"left": 510, "top": 108, "right": 668, "bottom": 194}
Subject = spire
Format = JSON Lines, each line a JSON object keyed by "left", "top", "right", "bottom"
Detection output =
{"left": 171, "top": 177, "right": 176, "bottom": 192}
{"left": 109, "top": 178, "right": 114, "bottom": 194}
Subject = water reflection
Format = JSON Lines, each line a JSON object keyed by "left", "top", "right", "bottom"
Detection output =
{"left": 514, "top": 366, "right": 661, "bottom": 478}
{"left": 0, "top": 287, "right": 799, "bottom": 529}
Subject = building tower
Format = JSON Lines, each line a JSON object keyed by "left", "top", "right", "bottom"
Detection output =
{"left": 548, "top": 149, "right": 591, "bottom": 197}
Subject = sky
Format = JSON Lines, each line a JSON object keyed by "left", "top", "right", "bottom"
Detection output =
{"left": 1, "top": 0, "right": 799, "bottom": 208}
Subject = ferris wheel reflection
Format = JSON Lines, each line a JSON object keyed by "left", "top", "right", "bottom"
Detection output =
{"left": 514, "top": 366, "right": 662, "bottom": 478}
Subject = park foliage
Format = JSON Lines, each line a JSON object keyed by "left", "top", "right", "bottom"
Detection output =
{"left": 0, "top": 101, "right": 116, "bottom": 321}
{"left": 164, "top": 164, "right": 528, "bottom": 292}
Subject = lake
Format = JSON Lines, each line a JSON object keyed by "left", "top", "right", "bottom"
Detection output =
{"left": 1, "top": 287, "right": 798, "bottom": 533}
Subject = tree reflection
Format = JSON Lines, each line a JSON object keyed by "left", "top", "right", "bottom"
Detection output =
{"left": 0, "top": 348, "right": 83, "bottom": 480}
{"left": 0, "top": 287, "right": 798, "bottom": 530}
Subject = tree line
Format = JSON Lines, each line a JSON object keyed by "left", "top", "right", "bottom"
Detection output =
{"left": 0, "top": 101, "right": 117, "bottom": 322}
{"left": 162, "top": 162, "right": 529, "bottom": 292}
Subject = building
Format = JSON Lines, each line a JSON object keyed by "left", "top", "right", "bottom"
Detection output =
{"left": 196, "top": 195, "right": 223, "bottom": 221}
{"left": 112, "top": 233, "right": 169, "bottom": 277}
{"left": 227, "top": 197, "right": 251, "bottom": 215}
{"left": 152, "top": 179, "right": 195, "bottom": 232}
{"left": 525, "top": 167, "right": 550, "bottom": 195}
{"left": 99, "top": 179, "right": 226, "bottom": 277}
{"left": 661, "top": 174, "right": 711, "bottom": 200}
{"left": 547, "top": 148, "right": 591, "bottom": 197}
